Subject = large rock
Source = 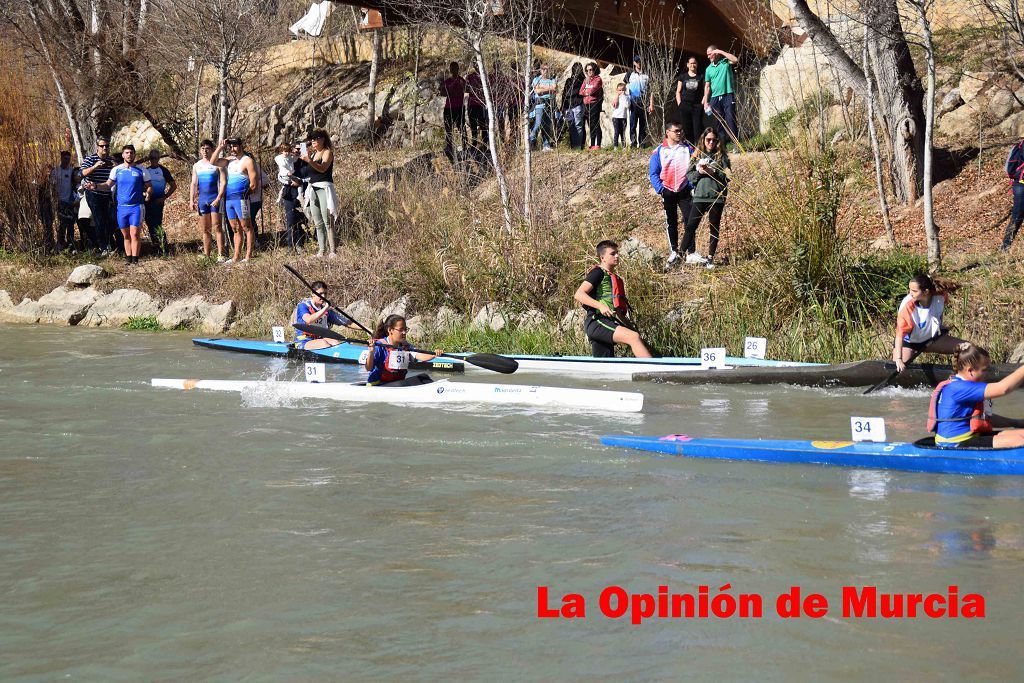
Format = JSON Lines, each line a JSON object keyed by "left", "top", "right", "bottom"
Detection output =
{"left": 959, "top": 71, "right": 994, "bottom": 103}
{"left": 0, "top": 297, "right": 40, "bottom": 323}
{"left": 344, "top": 299, "right": 378, "bottom": 328}
{"left": 80, "top": 288, "right": 160, "bottom": 327}
{"left": 380, "top": 294, "right": 411, "bottom": 319}
{"left": 663, "top": 298, "right": 705, "bottom": 326}
{"left": 937, "top": 88, "right": 963, "bottom": 117}
{"left": 471, "top": 303, "right": 508, "bottom": 332}
{"left": 156, "top": 294, "right": 210, "bottom": 329}
{"left": 989, "top": 89, "right": 1019, "bottom": 121}
{"left": 67, "top": 264, "right": 106, "bottom": 287}
{"left": 35, "top": 286, "right": 102, "bottom": 325}
{"left": 997, "top": 111, "right": 1024, "bottom": 138}
{"left": 1010, "top": 341, "right": 1024, "bottom": 364}
{"left": 559, "top": 309, "right": 586, "bottom": 337}
{"left": 937, "top": 101, "right": 983, "bottom": 139}
{"left": 405, "top": 313, "right": 434, "bottom": 339}
{"left": 434, "top": 306, "right": 463, "bottom": 331}
{"left": 619, "top": 236, "right": 657, "bottom": 265}
{"left": 0, "top": 290, "right": 12, "bottom": 310}
{"left": 199, "top": 301, "right": 235, "bottom": 334}
{"left": 515, "top": 309, "right": 547, "bottom": 329}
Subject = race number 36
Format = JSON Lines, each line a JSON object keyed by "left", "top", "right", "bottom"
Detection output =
{"left": 305, "top": 362, "right": 326, "bottom": 383}
{"left": 701, "top": 347, "right": 727, "bottom": 369}
{"left": 850, "top": 417, "right": 886, "bottom": 443}
{"left": 743, "top": 336, "right": 767, "bottom": 360}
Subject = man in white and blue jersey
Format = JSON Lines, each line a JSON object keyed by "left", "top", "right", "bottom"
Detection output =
{"left": 211, "top": 137, "right": 256, "bottom": 264}
{"left": 88, "top": 144, "right": 151, "bottom": 265}
{"left": 80, "top": 137, "right": 117, "bottom": 254}
{"left": 190, "top": 139, "right": 226, "bottom": 262}
{"left": 143, "top": 149, "right": 176, "bottom": 255}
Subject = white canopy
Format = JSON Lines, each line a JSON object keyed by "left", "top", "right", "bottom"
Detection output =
{"left": 289, "top": 1, "right": 334, "bottom": 38}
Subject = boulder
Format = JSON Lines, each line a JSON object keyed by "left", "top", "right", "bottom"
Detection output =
{"left": 156, "top": 294, "right": 210, "bottom": 329}
{"left": 997, "top": 110, "right": 1024, "bottom": 138}
{"left": 958, "top": 71, "right": 994, "bottom": 103}
{"left": 559, "top": 309, "right": 586, "bottom": 335}
{"left": 67, "top": 264, "right": 106, "bottom": 287}
{"left": 471, "top": 302, "right": 508, "bottom": 332}
{"left": 937, "top": 88, "right": 963, "bottom": 117}
{"left": 1010, "top": 340, "right": 1024, "bottom": 364}
{"left": 35, "top": 286, "right": 102, "bottom": 325}
{"left": 199, "top": 301, "right": 235, "bottom": 334}
{"left": 434, "top": 305, "right": 463, "bottom": 331}
{"left": 380, "top": 294, "right": 411, "bottom": 319}
{"left": 344, "top": 299, "right": 378, "bottom": 328}
{"left": 515, "top": 309, "right": 547, "bottom": 329}
{"left": 0, "top": 298, "right": 41, "bottom": 324}
{"left": 937, "top": 101, "right": 982, "bottom": 139}
{"left": 619, "top": 236, "right": 657, "bottom": 264}
{"left": 80, "top": 288, "right": 160, "bottom": 327}
{"left": 989, "top": 89, "right": 1019, "bottom": 121}
{"left": 0, "top": 290, "right": 12, "bottom": 310}
{"left": 663, "top": 298, "right": 705, "bottom": 326}
{"left": 405, "top": 313, "right": 434, "bottom": 339}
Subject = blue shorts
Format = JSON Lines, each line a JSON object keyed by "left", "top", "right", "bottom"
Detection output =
{"left": 116, "top": 204, "right": 144, "bottom": 230}
{"left": 197, "top": 196, "right": 219, "bottom": 215}
{"left": 225, "top": 198, "right": 250, "bottom": 222}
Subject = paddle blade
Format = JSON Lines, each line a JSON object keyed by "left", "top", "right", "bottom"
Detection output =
{"left": 293, "top": 322, "right": 350, "bottom": 344}
{"left": 464, "top": 353, "right": 518, "bottom": 374}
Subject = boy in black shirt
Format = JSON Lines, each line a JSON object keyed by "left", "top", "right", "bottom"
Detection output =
{"left": 573, "top": 240, "right": 654, "bottom": 358}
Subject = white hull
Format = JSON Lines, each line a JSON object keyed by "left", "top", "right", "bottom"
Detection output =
{"left": 151, "top": 378, "right": 644, "bottom": 413}
{"left": 444, "top": 354, "right": 817, "bottom": 378}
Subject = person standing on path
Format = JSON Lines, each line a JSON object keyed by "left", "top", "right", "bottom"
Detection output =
{"left": 530, "top": 63, "right": 558, "bottom": 151}
{"left": 211, "top": 137, "right": 257, "bottom": 264}
{"left": 681, "top": 127, "right": 731, "bottom": 268}
{"left": 624, "top": 56, "right": 654, "bottom": 148}
{"left": 580, "top": 62, "right": 604, "bottom": 150}
{"left": 87, "top": 143, "right": 151, "bottom": 265}
{"left": 675, "top": 57, "right": 705, "bottom": 146}
{"left": 610, "top": 82, "right": 629, "bottom": 149}
{"left": 702, "top": 45, "right": 739, "bottom": 144}
{"left": 440, "top": 62, "right": 467, "bottom": 162}
{"left": 143, "top": 150, "right": 176, "bottom": 255}
{"left": 1003, "top": 137, "right": 1024, "bottom": 250}
{"left": 562, "top": 63, "right": 586, "bottom": 150}
{"left": 50, "top": 150, "right": 81, "bottom": 251}
{"left": 648, "top": 123, "right": 694, "bottom": 268}
{"left": 190, "top": 139, "right": 226, "bottom": 262}
{"left": 300, "top": 129, "right": 338, "bottom": 258}
{"left": 80, "top": 137, "right": 117, "bottom": 255}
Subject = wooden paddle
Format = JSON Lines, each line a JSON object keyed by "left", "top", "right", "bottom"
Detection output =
{"left": 863, "top": 339, "right": 935, "bottom": 395}
{"left": 293, "top": 323, "right": 518, "bottom": 374}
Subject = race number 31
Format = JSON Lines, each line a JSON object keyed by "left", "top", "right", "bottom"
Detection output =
{"left": 850, "top": 417, "right": 886, "bottom": 443}
{"left": 305, "top": 362, "right": 326, "bottom": 384}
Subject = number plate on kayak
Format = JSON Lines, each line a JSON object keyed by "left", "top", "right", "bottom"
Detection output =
{"left": 851, "top": 417, "right": 886, "bottom": 442}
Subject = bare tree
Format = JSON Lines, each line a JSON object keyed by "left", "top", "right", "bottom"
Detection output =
{"left": 862, "top": 25, "right": 896, "bottom": 247}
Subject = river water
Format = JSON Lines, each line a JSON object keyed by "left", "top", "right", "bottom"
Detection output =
{"left": 2, "top": 323, "right": 1022, "bottom": 680}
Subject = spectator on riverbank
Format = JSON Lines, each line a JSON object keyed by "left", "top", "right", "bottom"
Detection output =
{"left": 87, "top": 143, "right": 151, "bottom": 266}
{"left": 466, "top": 67, "right": 487, "bottom": 155}
{"left": 81, "top": 137, "right": 117, "bottom": 255}
{"left": 276, "top": 143, "right": 307, "bottom": 253}
{"left": 562, "top": 63, "right": 585, "bottom": 149}
{"left": 580, "top": 62, "right": 604, "bottom": 150}
{"left": 50, "top": 150, "right": 81, "bottom": 251}
{"left": 246, "top": 156, "right": 269, "bottom": 240}
{"left": 191, "top": 139, "right": 227, "bottom": 262}
{"left": 490, "top": 60, "right": 521, "bottom": 142}
{"left": 682, "top": 127, "right": 731, "bottom": 269}
{"left": 702, "top": 45, "right": 739, "bottom": 144}
{"left": 211, "top": 137, "right": 257, "bottom": 264}
{"left": 143, "top": 150, "right": 176, "bottom": 255}
{"left": 530, "top": 63, "right": 557, "bottom": 151}
{"left": 649, "top": 122, "right": 694, "bottom": 268}
{"left": 675, "top": 57, "right": 705, "bottom": 146}
{"left": 300, "top": 129, "right": 337, "bottom": 258}
{"left": 77, "top": 186, "right": 95, "bottom": 252}
{"left": 624, "top": 56, "right": 654, "bottom": 148}
{"left": 1003, "top": 137, "right": 1024, "bottom": 250}
{"left": 611, "top": 82, "right": 629, "bottom": 149}
{"left": 441, "top": 62, "right": 467, "bottom": 161}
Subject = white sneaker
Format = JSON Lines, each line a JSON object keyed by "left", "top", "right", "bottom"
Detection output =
{"left": 222, "top": 258, "right": 235, "bottom": 265}
{"left": 705, "top": 261, "right": 716, "bottom": 270}
{"left": 327, "top": 252, "right": 337, "bottom": 259}
{"left": 684, "top": 251, "right": 706, "bottom": 265}
{"left": 216, "top": 255, "right": 227, "bottom": 264}
{"left": 239, "top": 258, "right": 249, "bottom": 264}
{"left": 666, "top": 250, "right": 681, "bottom": 266}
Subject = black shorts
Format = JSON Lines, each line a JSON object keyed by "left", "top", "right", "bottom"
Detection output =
{"left": 904, "top": 330, "right": 950, "bottom": 352}
{"left": 915, "top": 433, "right": 998, "bottom": 449}
{"left": 585, "top": 314, "right": 619, "bottom": 358}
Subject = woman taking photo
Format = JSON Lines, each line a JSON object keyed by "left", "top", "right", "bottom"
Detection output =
{"left": 681, "top": 127, "right": 730, "bottom": 268}
{"left": 301, "top": 129, "right": 337, "bottom": 258}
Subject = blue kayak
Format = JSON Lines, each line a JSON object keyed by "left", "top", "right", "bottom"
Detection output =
{"left": 600, "top": 434, "right": 1024, "bottom": 476}
{"left": 192, "top": 338, "right": 466, "bottom": 373}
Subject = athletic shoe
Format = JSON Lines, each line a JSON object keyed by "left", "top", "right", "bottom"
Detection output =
{"left": 705, "top": 261, "right": 716, "bottom": 270}
{"left": 589, "top": 145, "right": 600, "bottom": 150}
{"left": 216, "top": 255, "right": 227, "bottom": 264}
{"left": 239, "top": 258, "right": 249, "bottom": 264}
{"left": 222, "top": 258, "right": 235, "bottom": 265}
{"left": 327, "top": 252, "right": 336, "bottom": 259}
{"left": 684, "top": 251, "right": 706, "bottom": 265}
{"left": 542, "top": 145, "right": 553, "bottom": 152}
{"left": 665, "top": 251, "right": 681, "bottom": 268}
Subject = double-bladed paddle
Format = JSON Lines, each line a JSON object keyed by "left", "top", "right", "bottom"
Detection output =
{"left": 863, "top": 339, "right": 935, "bottom": 395}
{"left": 285, "top": 264, "right": 517, "bottom": 374}
{"left": 292, "top": 323, "right": 518, "bottom": 374}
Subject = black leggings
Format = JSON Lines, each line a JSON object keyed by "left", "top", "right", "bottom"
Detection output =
{"left": 681, "top": 201, "right": 725, "bottom": 258}
{"left": 584, "top": 104, "right": 602, "bottom": 147}
{"left": 661, "top": 189, "right": 691, "bottom": 253}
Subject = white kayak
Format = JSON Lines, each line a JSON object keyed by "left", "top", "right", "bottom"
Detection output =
{"left": 151, "top": 378, "right": 644, "bottom": 413}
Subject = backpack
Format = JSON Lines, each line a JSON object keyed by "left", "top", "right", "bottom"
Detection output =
{"left": 1006, "top": 140, "right": 1024, "bottom": 182}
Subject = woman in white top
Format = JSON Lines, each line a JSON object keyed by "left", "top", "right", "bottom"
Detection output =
{"left": 893, "top": 274, "right": 967, "bottom": 371}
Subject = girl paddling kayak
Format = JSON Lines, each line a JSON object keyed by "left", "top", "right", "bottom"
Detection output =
{"left": 893, "top": 274, "right": 966, "bottom": 372}
{"left": 929, "top": 342, "right": 1024, "bottom": 448}
{"left": 365, "top": 315, "right": 443, "bottom": 386}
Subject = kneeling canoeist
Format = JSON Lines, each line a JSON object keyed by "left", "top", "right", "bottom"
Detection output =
{"left": 929, "top": 342, "right": 1024, "bottom": 448}
{"left": 365, "top": 314, "right": 443, "bottom": 386}
{"left": 893, "top": 274, "right": 966, "bottom": 372}
{"left": 573, "top": 240, "right": 653, "bottom": 358}
{"left": 293, "top": 281, "right": 361, "bottom": 350}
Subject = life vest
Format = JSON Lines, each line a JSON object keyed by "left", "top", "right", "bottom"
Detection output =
{"left": 927, "top": 377, "right": 994, "bottom": 439}
{"left": 609, "top": 271, "right": 628, "bottom": 315}
{"left": 293, "top": 299, "right": 325, "bottom": 340}
{"left": 370, "top": 339, "right": 410, "bottom": 384}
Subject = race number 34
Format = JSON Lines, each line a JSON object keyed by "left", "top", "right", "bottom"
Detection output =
{"left": 305, "top": 362, "right": 326, "bottom": 383}
{"left": 701, "top": 347, "right": 727, "bottom": 369}
{"left": 744, "top": 337, "right": 767, "bottom": 360}
{"left": 850, "top": 417, "right": 886, "bottom": 443}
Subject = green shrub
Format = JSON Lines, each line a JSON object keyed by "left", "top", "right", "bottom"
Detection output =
{"left": 123, "top": 316, "right": 163, "bottom": 331}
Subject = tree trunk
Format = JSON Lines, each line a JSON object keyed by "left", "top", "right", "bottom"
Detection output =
{"left": 367, "top": 28, "right": 382, "bottom": 143}
{"left": 863, "top": 22, "right": 895, "bottom": 246}
{"left": 218, "top": 58, "right": 229, "bottom": 140}
{"left": 470, "top": 34, "right": 514, "bottom": 234}
{"left": 916, "top": 1, "right": 940, "bottom": 269}
{"left": 787, "top": 0, "right": 925, "bottom": 204}
{"left": 194, "top": 62, "right": 204, "bottom": 152}
{"left": 411, "top": 26, "right": 421, "bottom": 145}
{"left": 522, "top": 7, "right": 534, "bottom": 223}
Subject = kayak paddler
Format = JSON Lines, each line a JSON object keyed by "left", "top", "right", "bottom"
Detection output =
{"left": 293, "top": 281, "right": 361, "bottom": 349}
{"left": 573, "top": 239, "right": 653, "bottom": 358}
{"left": 928, "top": 342, "right": 1024, "bottom": 448}
{"left": 893, "top": 274, "right": 966, "bottom": 372}
{"left": 365, "top": 314, "right": 443, "bottom": 386}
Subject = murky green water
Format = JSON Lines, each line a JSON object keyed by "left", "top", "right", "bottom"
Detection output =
{"left": 1, "top": 324, "right": 1022, "bottom": 680}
